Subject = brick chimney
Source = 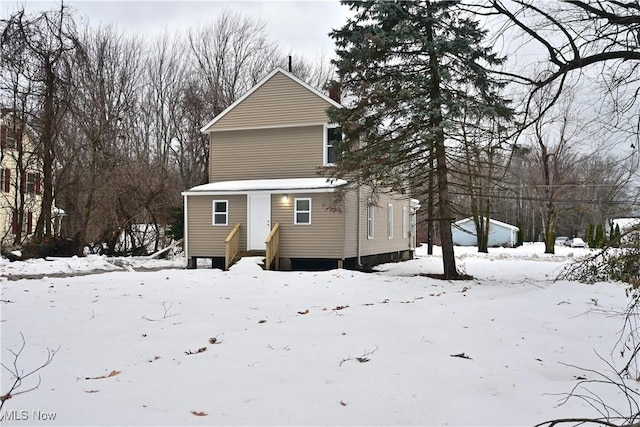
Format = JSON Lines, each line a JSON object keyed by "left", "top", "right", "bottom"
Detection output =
{"left": 328, "top": 80, "right": 341, "bottom": 103}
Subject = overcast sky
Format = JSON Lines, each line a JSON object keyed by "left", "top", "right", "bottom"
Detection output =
{"left": 2, "top": 0, "right": 350, "bottom": 60}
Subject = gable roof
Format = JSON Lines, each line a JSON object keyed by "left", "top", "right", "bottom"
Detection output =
{"left": 1, "top": 111, "right": 38, "bottom": 143}
{"left": 610, "top": 217, "right": 640, "bottom": 232}
{"left": 200, "top": 67, "right": 342, "bottom": 134}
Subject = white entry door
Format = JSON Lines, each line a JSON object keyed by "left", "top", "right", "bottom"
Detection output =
{"left": 249, "top": 194, "right": 271, "bottom": 250}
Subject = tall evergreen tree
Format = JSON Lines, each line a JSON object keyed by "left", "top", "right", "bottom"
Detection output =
{"left": 595, "top": 223, "right": 604, "bottom": 248}
{"left": 329, "top": 0, "right": 511, "bottom": 278}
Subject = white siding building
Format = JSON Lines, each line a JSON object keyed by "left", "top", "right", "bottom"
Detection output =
{"left": 452, "top": 217, "right": 519, "bottom": 248}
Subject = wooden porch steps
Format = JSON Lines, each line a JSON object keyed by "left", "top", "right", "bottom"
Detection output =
{"left": 231, "top": 251, "right": 267, "bottom": 270}
{"left": 238, "top": 250, "right": 266, "bottom": 258}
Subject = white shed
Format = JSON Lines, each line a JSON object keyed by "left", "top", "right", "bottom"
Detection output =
{"left": 452, "top": 217, "right": 519, "bottom": 248}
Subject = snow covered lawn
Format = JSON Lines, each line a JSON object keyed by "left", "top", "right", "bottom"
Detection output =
{"left": 0, "top": 244, "right": 635, "bottom": 426}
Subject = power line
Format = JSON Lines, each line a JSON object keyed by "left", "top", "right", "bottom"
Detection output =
{"left": 450, "top": 191, "right": 638, "bottom": 205}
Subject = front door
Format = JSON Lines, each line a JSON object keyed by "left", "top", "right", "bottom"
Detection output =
{"left": 249, "top": 194, "right": 271, "bottom": 250}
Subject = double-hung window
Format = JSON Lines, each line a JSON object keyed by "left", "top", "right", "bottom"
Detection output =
{"left": 294, "top": 198, "right": 312, "bottom": 225}
{"left": 1, "top": 126, "right": 18, "bottom": 150}
{"left": 26, "top": 173, "right": 35, "bottom": 194}
{"left": 387, "top": 203, "right": 393, "bottom": 239}
{"left": 212, "top": 200, "right": 228, "bottom": 226}
{"left": 324, "top": 124, "right": 342, "bottom": 166}
{"left": 0, "top": 169, "right": 8, "bottom": 193}
{"left": 367, "top": 199, "right": 374, "bottom": 239}
{"left": 402, "top": 206, "right": 408, "bottom": 239}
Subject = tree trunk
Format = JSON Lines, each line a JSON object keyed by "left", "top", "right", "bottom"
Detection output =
{"left": 427, "top": 144, "right": 434, "bottom": 255}
{"left": 34, "top": 61, "right": 56, "bottom": 240}
{"left": 427, "top": 19, "right": 458, "bottom": 278}
{"left": 541, "top": 147, "right": 555, "bottom": 254}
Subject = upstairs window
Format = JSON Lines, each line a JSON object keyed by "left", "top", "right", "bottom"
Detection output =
{"left": 1, "top": 125, "right": 19, "bottom": 150}
{"left": 325, "top": 124, "right": 342, "bottom": 166}
{"left": 212, "top": 200, "right": 228, "bottom": 226}
{"left": 294, "top": 198, "right": 312, "bottom": 225}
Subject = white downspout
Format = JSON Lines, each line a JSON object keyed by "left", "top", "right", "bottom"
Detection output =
{"left": 357, "top": 184, "right": 362, "bottom": 267}
{"left": 183, "top": 193, "right": 189, "bottom": 262}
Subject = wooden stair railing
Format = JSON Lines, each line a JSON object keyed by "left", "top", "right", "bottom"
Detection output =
{"left": 264, "top": 223, "right": 280, "bottom": 270}
{"left": 224, "top": 223, "right": 241, "bottom": 270}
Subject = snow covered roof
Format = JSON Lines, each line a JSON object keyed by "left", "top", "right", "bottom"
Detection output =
{"left": 183, "top": 178, "right": 349, "bottom": 195}
{"left": 200, "top": 67, "right": 343, "bottom": 134}
{"left": 610, "top": 217, "right": 640, "bottom": 232}
{"left": 454, "top": 217, "right": 519, "bottom": 231}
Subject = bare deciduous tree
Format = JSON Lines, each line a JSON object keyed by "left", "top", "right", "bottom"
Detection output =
{"left": 59, "top": 25, "right": 142, "bottom": 249}
{"left": 1, "top": 4, "right": 79, "bottom": 242}
{"left": 2, "top": 4, "right": 79, "bottom": 240}
{"left": 449, "top": 103, "right": 513, "bottom": 252}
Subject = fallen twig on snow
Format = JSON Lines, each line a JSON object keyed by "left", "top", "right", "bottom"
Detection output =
{"left": 340, "top": 345, "right": 379, "bottom": 367}
{"left": 450, "top": 352, "right": 472, "bottom": 360}
{"left": 1, "top": 332, "right": 59, "bottom": 412}
{"left": 185, "top": 347, "right": 207, "bottom": 355}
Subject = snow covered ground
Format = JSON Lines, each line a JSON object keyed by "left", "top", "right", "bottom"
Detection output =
{"left": 0, "top": 243, "right": 635, "bottom": 426}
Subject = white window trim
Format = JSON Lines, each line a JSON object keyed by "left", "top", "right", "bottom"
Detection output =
{"left": 294, "top": 197, "right": 312, "bottom": 225}
{"left": 26, "top": 173, "right": 35, "bottom": 194}
{"left": 212, "top": 200, "right": 229, "bottom": 226}
{"left": 324, "top": 123, "right": 340, "bottom": 166}
{"left": 387, "top": 203, "right": 393, "bottom": 239}
{"left": 367, "top": 201, "right": 374, "bottom": 239}
{"left": 402, "top": 206, "right": 408, "bottom": 239}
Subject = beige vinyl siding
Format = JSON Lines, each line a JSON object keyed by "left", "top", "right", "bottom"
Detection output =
{"left": 343, "top": 189, "right": 359, "bottom": 258}
{"left": 211, "top": 72, "right": 333, "bottom": 131}
{"left": 359, "top": 190, "right": 411, "bottom": 256}
{"left": 209, "top": 126, "right": 326, "bottom": 182}
{"left": 186, "top": 194, "right": 247, "bottom": 257}
{"left": 271, "top": 192, "right": 345, "bottom": 259}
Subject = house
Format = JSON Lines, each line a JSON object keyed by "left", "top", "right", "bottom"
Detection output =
{"left": 607, "top": 217, "right": 640, "bottom": 246}
{"left": 452, "top": 217, "right": 519, "bottom": 248}
{"left": 182, "top": 68, "right": 416, "bottom": 270}
{"left": 608, "top": 217, "right": 640, "bottom": 234}
{"left": 0, "top": 111, "right": 43, "bottom": 246}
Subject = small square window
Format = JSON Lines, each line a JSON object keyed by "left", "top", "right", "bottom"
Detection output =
{"left": 212, "top": 200, "right": 228, "bottom": 226}
{"left": 294, "top": 198, "right": 312, "bottom": 225}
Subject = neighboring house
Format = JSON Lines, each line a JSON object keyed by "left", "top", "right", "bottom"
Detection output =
{"left": 607, "top": 217, "right": 640, "bottom": 246}
{"left": 0, "top": 112, "right": 43, "bottom": 246}
{"left": 452, "top": 217, "right": 519, "bottom": 248}
{"left": 608, "top": 217, "right": 640, "bottom": 234}
{"left": 182, "top": 67, "right": 417, "bottom": 270}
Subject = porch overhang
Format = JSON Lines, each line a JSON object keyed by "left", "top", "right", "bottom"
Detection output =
{"left": 181, "top": 178, "right": 350, "bottom": 196}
